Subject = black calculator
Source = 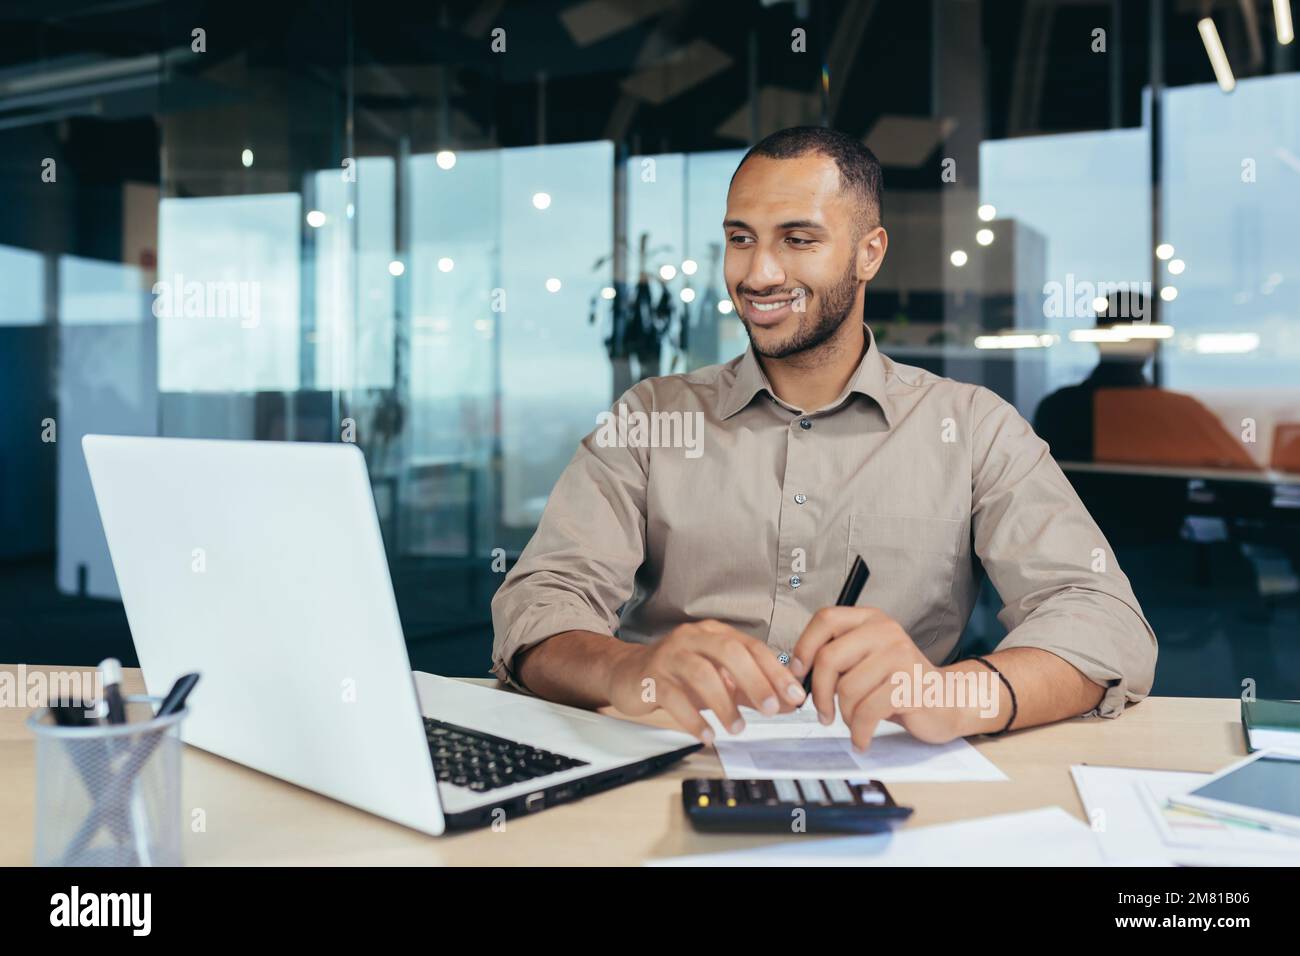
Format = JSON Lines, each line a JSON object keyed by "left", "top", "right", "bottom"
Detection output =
{"left": 683, "top": 777, "right": 913, "bottom": 834}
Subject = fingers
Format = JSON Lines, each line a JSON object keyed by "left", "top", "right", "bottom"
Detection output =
{"left": 745, "top": 642, "right": 808, "bottom": 711}
{"left": 699, "top": 637, "right": 804, "bottom": 716}
{"left": 837, "top": 655, "right": 905, "bottom": 747}
{"left": 845, "top": 684, "right": 898, "bottom": 752}
{"left": 645, "top": 620, "right": 813, "bottom": 740}
{"left": 655, "top": 684, "right": 715, "bottom": 744}
{"left": 790, "top": 606, "right": 881, "bottom": 680}
{"left": 717, "top": 667, "right": 758, "bottom": 711}
{"left": 807, "top": 623, "right": 878, "bottom": 724}
{"left": 669, "top": 654, "right": 744, "bottom": 734}
{"left": 809, "top": 654, "right": 846, "bottom": 726}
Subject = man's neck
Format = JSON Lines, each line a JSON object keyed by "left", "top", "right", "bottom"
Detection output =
{"left": 757, "top": 319, "right": 867, "bottom": 413}
{"left": 1087, "top": 358, "right": 1151, "bottom": 387}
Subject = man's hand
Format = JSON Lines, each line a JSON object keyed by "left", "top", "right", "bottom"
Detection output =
{"left": 791, "top": 606, "right": 969, "bottom": 751}
{"left": 606, "top": 620, "right": 807, "bottom": 742}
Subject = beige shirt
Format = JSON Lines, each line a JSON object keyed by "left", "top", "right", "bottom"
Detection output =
{"left": 491, "top": 325, "right": 1157, "bottom": 717}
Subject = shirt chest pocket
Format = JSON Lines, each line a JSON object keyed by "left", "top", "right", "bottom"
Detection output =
{"left": 846, "top": 513, "right": 965, "bottom": 649}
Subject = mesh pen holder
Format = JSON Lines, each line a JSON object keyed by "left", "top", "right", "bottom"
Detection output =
{"left": 28, "top": 695, "right": 186, "bottom": 867}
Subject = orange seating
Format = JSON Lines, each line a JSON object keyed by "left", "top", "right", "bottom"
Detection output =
{"left": 1093, "top": 388, "right": 1260, "bottom": 470}
{"left": 1272, "top": 423, "right": 1300, "bottom": 473}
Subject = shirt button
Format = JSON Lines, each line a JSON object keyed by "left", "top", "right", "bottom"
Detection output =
{"left": 789, "top": 575, "right": 802, "bottom": 588}
{"left": 794, "top": 493, "right": 807, "bottom": 505}
{"left": 799, "top": 418, "right": 812, "bottom": 430}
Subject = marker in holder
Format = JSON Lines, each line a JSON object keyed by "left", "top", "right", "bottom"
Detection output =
{"left": 28, "top": 695, "right": 187, "bottom": 867}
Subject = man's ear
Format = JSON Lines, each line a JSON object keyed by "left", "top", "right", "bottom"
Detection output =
{"left": 856, "top": 225, "right": 888, "bottom": 282}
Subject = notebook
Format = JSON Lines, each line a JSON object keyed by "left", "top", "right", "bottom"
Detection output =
{"left": 1241, "top": 699, "right": 1300, "bottom": 753}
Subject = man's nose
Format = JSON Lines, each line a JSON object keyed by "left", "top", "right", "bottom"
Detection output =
{"left": 742, "top": 241, "right": 786, "bottom": 293}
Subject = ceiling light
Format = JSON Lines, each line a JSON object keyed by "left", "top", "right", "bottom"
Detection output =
{"left": 1275, "top": 0, "right": 1295, "bottom": 45}
{"left": 1198, "top": 18, "right": 1236, "bottom": 92}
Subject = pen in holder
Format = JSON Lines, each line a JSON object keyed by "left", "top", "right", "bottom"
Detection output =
{"left": 28, "top": 695, "right": 186, "bottom": 867}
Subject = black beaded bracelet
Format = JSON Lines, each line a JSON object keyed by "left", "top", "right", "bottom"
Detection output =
{"left": 969, "top": 655, "right": 1017, "bottom": 736}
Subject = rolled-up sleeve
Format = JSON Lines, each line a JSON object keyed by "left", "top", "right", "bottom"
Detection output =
{"left": 489, "top": 385, "right": 651, "bottom": 688}
{"left": 969, "top": 388, "right": 1157, "bottom": 718}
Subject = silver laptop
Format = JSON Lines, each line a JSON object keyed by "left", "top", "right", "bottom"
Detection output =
{"left": 82, "top": 435, "right": 699, "bottom": 835}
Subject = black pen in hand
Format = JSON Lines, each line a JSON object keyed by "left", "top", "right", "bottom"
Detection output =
{"left": 801, "top": 555, "right": 871, "bottom": 696}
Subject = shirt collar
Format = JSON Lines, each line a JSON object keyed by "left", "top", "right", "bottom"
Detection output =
{"left": 717, "top": 323, "right": 894, "bottom": 427}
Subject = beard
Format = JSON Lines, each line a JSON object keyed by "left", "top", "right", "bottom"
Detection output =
{"left": 739, "top": 256, "right": 861, "bottom": 360}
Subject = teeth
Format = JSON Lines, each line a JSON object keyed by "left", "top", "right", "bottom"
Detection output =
{"left": 752, "top": 300, "right": 789, "bottom": 312}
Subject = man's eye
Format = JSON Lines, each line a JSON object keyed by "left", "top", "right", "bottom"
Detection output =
{"left": 728, "top": 235, "right": 753, "bottom": 245}
{"left": 787, "top": 237, "right": 814, "bottom": 246}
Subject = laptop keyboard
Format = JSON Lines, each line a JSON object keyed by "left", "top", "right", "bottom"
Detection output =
{"left": 424, "top": 718, "right": 590, "bottom": 793}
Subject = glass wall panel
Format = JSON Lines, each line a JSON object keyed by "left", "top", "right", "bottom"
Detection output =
{"left": 2, "top": 0, "right": 1296, "bottom": 696}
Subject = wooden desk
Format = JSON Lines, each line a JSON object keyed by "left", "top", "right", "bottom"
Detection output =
{"left": 0, "top": 664, "right": 1243, "bottom": 866}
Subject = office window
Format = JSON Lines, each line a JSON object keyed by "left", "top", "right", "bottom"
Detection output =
{"left": 0, "top": 245, "right": 44, "bottom": 326}
{"left": 156, "top": 194, "right": 302, "bottom": 393}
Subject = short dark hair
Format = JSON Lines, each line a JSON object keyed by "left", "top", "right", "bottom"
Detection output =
{"left": 730, "top": 126, "right": 884, "bottom": 234}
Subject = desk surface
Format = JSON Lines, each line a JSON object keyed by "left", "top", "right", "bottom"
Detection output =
{"left": 0, "top": 664, "right": 1244, "bottom": 866}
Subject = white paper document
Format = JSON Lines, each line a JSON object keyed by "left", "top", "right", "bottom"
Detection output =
{"left": 703, "top": 701, "right": 1007, "bottom": 782}
{"left": 649, "top": 806, "right": 1104, "bottom": 866}
{"left": 1070, "top": 764, "right": 1300, "bottom": 866}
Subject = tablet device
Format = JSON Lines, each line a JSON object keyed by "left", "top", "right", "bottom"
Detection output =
{"left": 1169, "top": 748, "right": 1300, "bottom": 834}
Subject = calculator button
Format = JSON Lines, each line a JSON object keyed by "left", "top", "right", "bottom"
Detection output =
{"left": 797, "top": 779, "right": 829, "bottom": 804}
{"left": 824, "top": 779, "right": 855, "bottom": 803}
{"left": 774, "top": 779, "right": 802, "bottom": 803}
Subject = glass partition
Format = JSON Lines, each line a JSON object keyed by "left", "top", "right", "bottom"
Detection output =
{"left": 2, "top": 0, "right": 1296, "bottom": 694}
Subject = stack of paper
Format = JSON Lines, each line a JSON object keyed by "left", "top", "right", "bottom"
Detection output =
{"left": 650, "top": 806, "right": 1107, "bottom": 866}
{"left": 702, "top": 701, "right": 1007, "bottom": 783}
{"left": 1070, "top": 765, "right": 1300, "bottom": 866}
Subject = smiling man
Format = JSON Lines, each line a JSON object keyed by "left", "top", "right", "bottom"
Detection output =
{"left": 491, "top": 126, "right": 1157, "bottom": 751}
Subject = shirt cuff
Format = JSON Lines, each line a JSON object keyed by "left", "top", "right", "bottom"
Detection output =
{"left": 490, "top": 605, "right": 617, "bottom": 691}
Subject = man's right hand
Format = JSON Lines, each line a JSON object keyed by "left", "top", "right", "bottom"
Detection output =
{"left": 605, "top": 620, "right": 807, "bottom": 742}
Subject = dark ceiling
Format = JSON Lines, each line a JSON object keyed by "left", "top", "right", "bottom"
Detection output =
{"left": 0, "top": 0, "right": 1290, "bottom": 198}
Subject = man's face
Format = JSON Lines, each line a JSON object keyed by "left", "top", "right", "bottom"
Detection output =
{"left": 723, "top": 153, "right": 873, "bottom": 359}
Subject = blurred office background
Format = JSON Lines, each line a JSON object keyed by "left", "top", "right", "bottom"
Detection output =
{"left": 1, "top": 0, "right": 1297, "bottom": 697}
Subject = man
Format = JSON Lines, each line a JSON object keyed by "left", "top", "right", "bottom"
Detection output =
{"left": 1035, "top": 291, "right": 1252, "bottom": 471}
{"left": 1033, "top": 291, "right": 1155, "bottom": 462}
{"left": 491, "top": 126, "right": 1156, "bottom": 752}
